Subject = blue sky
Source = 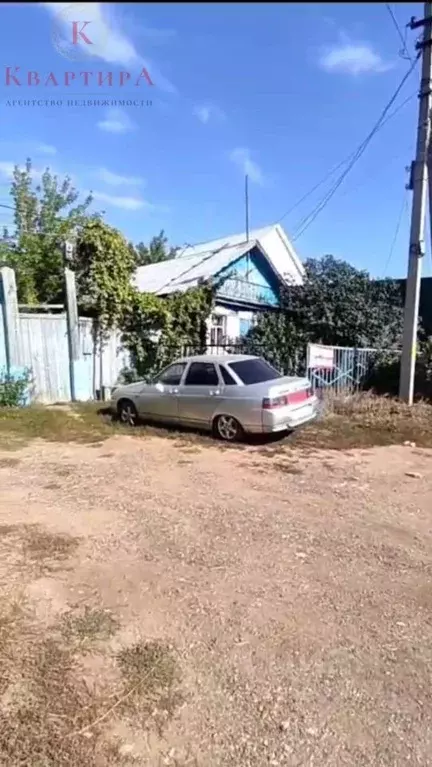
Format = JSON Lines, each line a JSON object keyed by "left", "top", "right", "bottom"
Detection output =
{"left": 0, "top": 2, "right": 427, "bottom": 277}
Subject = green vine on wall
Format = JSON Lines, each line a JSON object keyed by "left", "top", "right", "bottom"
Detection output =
{"left": 74, "top": 219, "right": 214, "bottom": 378}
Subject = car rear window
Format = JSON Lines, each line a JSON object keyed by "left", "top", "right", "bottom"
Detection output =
{"left": 227, "top": 358, "right": 282, "bottom": 385}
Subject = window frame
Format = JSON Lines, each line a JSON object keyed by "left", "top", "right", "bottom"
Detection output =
{"left": 219, "top": 364, "right": 238, "bottom": 386}
{"left": 183, "top": 360, "right": 221, "bottom": 387}
{"left": 153, "top": 362, "right": 187, "bottom": 386}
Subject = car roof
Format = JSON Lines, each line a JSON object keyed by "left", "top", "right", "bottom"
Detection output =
{"left": 175, "top": 353, "right": 259, "bottom": 365}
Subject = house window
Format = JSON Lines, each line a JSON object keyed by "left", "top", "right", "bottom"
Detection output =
{"left": 210, "top": 314, "right": 226, "bottom": 345}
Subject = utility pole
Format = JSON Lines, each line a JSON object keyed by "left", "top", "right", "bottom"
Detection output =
{"left": 399, "top": 2, "right": 432, "bottom": 404}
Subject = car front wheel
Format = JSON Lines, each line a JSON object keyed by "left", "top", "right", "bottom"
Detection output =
{"left": 214, "top": 414, "right": 243, "bottom": 442}
{"left": 117, "top": 399, "right": 138, "bottom": 427}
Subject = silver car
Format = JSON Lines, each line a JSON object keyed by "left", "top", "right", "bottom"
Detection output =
{"left": 110, "top": 354, "right": 318, "bottom": 442}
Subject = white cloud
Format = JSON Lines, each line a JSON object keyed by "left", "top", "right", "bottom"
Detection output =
{"left": 318, "top": 39, "right": 392, "bottom": 76}
{"left": 36, "top": 143, "right": 57, "bottom": 155}
{"left": 40, "top": 2, "right": 176, "bottom": 93}
{"left": 96, "top": 167, "right": 144, "bottom": 186}
{"left": 229, "top": 148, "right": 264, "bottom": 185}
{"left": 0, "top": 161, "right": 15, "bottom": 178}
{"left": 193, "top": 103, "right": 226, "bottom": 124}
{"left": 97, "top": 107, "right": 135, "bottom": 134}
{"left": 92, "top": 190, "right": 150, "bottom": 210}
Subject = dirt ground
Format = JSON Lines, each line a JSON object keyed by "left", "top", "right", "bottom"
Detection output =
{"left": 1, "top": 430, "right": 432, "bottom": 766}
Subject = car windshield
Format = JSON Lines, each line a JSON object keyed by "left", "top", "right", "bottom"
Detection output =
{"left": 228, "top": 358, "right": 282, "bottom": 385}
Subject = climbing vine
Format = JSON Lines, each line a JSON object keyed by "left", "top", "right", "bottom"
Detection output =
{"left": 75, "top": 218, "right": 214, "bottom": 378}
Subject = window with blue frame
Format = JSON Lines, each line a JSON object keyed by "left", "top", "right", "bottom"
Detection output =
{"left": 239, "top": 318, "right": 252, "bottom": 337}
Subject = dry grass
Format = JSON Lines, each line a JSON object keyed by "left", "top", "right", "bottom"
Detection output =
{"left": 0, "top": 391, "right": 430, "bottom": 453}
{"left": 0, "top": 597, "right": 180, "bottom": 766}
{"left": 288, "top": 391, "right": 432, "bottom": 450}
{"left": 116, "top": 641, "right": 181, "bottom": 726}
{"left": 61, "top": 607, "right": 119, "bottom": 645}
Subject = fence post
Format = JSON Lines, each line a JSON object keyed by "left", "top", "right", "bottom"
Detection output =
{"left": 65, "top": 268, "right": 79, "bottom": 402}
{"left": 0, "top": 266, "right": 20, "bottom": 370}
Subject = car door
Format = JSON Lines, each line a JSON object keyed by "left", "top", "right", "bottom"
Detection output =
{"left": 177, "top": 361, "right": 222, "bottom": 427}
{"left": 136, "top": 362, "right": 187, "bottom": 423}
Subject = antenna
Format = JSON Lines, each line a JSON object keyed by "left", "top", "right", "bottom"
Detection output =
{"left": 245, "top": 174, "right": 249, "bottom": 242}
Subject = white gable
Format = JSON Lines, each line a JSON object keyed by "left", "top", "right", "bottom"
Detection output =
{"left": 178, "top": 224, "right": 304, "bottom": 286}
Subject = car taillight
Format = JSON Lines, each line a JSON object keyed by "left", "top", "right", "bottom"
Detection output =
{"left": 263, "top": 387, "right": 313, "bottom": 409}
{"left": 262, "top": 395, "right": 288, "bottom": 409}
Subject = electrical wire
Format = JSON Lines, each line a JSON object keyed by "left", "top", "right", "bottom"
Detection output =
{"left": 385, "top": 3, "right": 413, "bottom": 61}
{"left": 277, "top": 91, "right": 416, "bottom": 225}
{"left": 290, "top": 53, "right": 420, "bottom": 243}
{"left": 382, "top": 191, "right": 409, "bottom": 277}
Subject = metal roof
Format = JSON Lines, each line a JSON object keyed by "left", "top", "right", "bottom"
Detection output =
{"left": 133, "top": 223, "right": 304, "bottom": 296}
{"left": 134, "top": 241, "right": 258, "bottom": 295}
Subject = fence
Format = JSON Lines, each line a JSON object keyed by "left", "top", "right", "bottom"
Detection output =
{"left": 182, "top": 341, "right": 394, "bottom": 395}
{"left": 0, "top": 266, "right": 130, "bottom": 404}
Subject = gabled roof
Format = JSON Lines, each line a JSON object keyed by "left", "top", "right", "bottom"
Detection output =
{"left": 178, "top": 223, "right": 304, "bottom": 284}
{"left": 134, "top": 241, "right": 261, "bottom": 295}
{"left": 133, "top": 223, "right": 304, "bottom": 296}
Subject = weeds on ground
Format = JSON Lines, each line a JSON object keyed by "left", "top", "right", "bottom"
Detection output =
{"left": 116, "top": 640, "right": 181, "bottom": 726}
{"left": 0, "top": 597, "right": 181, "bottom": 765}
{"left": 62, "top": 606, "right": 119, "bottom": 646}
{"left": 288, "top": 391, "right": 432, "bottom": 451}
{"left": 1, "top": 391, "right": 432, "bottom": 453}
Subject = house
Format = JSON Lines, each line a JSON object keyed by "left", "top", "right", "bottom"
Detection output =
{"left": 133, "top": 224, "right": 304, "bottom": 343}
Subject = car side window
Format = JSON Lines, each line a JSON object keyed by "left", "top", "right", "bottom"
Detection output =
{"left": 157, "top": 363, "right": 186, "bottom": 385}
{"left": 219, "top": 365, "right": 237, "bottom": 386}
{"left": 185, "top": 362, "right": 219, "bottom": 386}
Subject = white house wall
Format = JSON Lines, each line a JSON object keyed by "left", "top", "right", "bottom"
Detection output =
{"left": 206, "top": 305, "right": 256, "bottom": 344}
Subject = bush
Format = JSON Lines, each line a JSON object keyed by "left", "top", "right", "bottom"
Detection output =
{"left": 0, "top": 369, "right": 31, "bottom": 407}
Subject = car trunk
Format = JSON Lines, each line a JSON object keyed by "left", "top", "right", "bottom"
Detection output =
{"left": 244, "top": 376, "right": 312, "bottom": 406}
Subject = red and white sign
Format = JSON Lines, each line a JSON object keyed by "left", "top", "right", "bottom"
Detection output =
{"left": 308, "top": 344, "right": 334, "bottom": 370}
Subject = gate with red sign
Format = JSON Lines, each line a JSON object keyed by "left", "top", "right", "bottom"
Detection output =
{"left": 306, "top": 344, "right": 380, "bottom": 395}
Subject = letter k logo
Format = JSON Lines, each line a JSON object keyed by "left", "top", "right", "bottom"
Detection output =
{"left": 72, "top": 21, "right": 93, "bottom": 46}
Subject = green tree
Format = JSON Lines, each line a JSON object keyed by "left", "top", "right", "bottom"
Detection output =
{"left": 247, "top": 255, "right": 404, "bottom": 373}
{"left": 3, "top": 158, "right": 93, "bottom": 304}
{"left": 133, "top": 230, "right": 177, "bottom": 267}
{"left": 73, "top": 218, "right": 136, "bottom": 329}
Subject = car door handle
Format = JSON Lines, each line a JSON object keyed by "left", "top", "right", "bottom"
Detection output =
{"left": 209, "top": 390, "right": 220, "bottom": 396}
{"left": 169, "top": 388, "right": 179, "bottom": 395}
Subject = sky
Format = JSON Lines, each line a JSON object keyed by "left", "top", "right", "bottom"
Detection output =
{"left": 0, "top": 1, "right": 428, "bottom": 278}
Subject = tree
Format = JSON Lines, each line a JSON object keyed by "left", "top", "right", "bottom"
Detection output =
{"left": 247, "top": 255, "right": 404, "bottom": 373}
{"left": 73, "top": 218, "right": 136, "bottom": 329}
{"left": 2, "top": 158, "right": 93, "bottom": 304}
{"left": 133, "top": 230, "right": 177, "bottom": 267}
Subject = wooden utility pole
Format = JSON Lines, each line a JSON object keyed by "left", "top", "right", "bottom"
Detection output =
{"left": 399, "top": 2, "right": 432, "bottom": 404}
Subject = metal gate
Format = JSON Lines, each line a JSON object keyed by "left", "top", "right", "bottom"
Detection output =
{"left": 306, "top": 343, "right": 380, "bottom": 394}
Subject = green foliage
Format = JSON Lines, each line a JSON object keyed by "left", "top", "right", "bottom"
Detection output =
{"left": 73, "top": 218, "right": 136, "bottom": 329}
{"left": 121, "top": 284, "right": 213, "bottom": 379}
{"left": 1, "top": 159, "right": 93, "bottom": 304}
{"left": 247, "top": 255, "right": 404, "bottom": 373}
{"left": 0, "top": 370, "right": 30, "bottom": 407}
{"left": 132, "top": 230, "right": 178, "bottom": 267}
{"left": 1, "top": 161, "right": 211, "bottom": 378}
{"left": 73, "top": 220, "right": 212, "bottom": 377}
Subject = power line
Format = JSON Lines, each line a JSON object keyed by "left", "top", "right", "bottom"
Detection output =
{"left": 382, "top": 191, "right": 409, "bottom": 277}
{"left": 290, "top": 53, "right": 420, "bottom": 242}
{"left": 277, "top": 91, "right": 416, "bottom": 225}
{"left": 385, "top": 3, "right": 413, "bottom": 61}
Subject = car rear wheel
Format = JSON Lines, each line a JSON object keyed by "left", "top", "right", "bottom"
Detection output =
{"left": 214, "top": 414, "right": 243, "bottom": 442}
{"left": 117, "top": 399, "right": 138, "bottom": 427}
